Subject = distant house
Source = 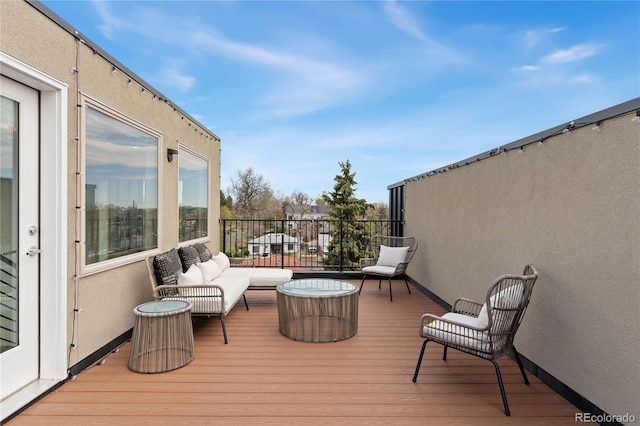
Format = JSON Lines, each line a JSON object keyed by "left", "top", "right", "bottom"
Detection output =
{"left": 248, "top": 232, "right": 299, "bottom": 257}
{"left": 284, "top": 205, "right": 331, "bottom": 247}
{"left": 307, "top": 233, "right": 331, "bottom": 255}
{"left": 285, "top": 204, "right": 330, "bottom": 221}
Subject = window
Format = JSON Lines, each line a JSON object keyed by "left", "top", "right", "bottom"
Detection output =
{"left": 82, "top": 97, "right": 159, "bottom": 270}
{"left": 178, "top": 147, "right": 209, "bottom": 243}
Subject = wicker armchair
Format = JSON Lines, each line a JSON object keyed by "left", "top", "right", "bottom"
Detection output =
{"left": 359, "top": 235, "right": 418, "bottom": 302}
{"left": 412, "top": 265, "right": 539, "bottom": 416}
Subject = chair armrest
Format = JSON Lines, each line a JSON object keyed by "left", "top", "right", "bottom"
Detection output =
{"left": 419, "top": 312, "right": 487, "bottom": 332}
{"left": 154, "top": 284, "right": 224, "bottom": 299}
{"left": 419, "top": 312, "right": 443, "bottom": 327}
{"left": 451, "top": 297, "right": 483, "bottom": 316}
{"left": 393, "top": 260, "right": 410, "bottom": 275}
{"left": 359, "top": 257, "right": 376, "bottom": 268}
{"left": 230, "top": 257, "right": 255, "bottom": 267}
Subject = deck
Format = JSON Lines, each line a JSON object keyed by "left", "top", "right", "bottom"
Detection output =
{"left": 10, "top": 280, "right": 580, "bottom": 425}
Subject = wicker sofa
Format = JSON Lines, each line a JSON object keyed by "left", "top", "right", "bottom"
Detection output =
{"left": 145, "top": 243, "right": 292, "bottom": 343}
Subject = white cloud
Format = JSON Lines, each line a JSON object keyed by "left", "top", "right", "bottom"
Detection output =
{"left": 92, "top": 0, "right": 126, "bottom": 39}
{"left": 91, "top": 1, "right": 369, "bottom": 118}
{"left": 568, "top": 73, "right": 600, "bottom": 85}
{"left": 383, "top": 0, "right": 430, "bottom": 43}
{"left": 543, "top": 43, "right": 602, "bottom": 64}
{"left": 190, "top": 31, "right": 369, "bottom": 119}
{"left": 382, "top": 0, "right": 463, "bottom": 64}
{"left": 157, "top": 66, "right": 196, "bottom": 93}
{"left": 521, "top": 27, "right": 565, "bottom": 51}
{"left": 514, "top": 41, "right": 604, "bottom": 86}
{"left": 219, "top": 99, "right": 525, "bottom": 202}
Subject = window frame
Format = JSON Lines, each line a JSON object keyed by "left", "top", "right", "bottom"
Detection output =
{"left": 80, "top": 94, "right": 163, "bottom": 276}
{"left": 177, "top": 143, "right": 211, "bottom": 245}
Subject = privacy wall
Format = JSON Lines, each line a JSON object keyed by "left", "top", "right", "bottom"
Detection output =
{"left": 403, "top": 109, "right": 639, "bottom": 420}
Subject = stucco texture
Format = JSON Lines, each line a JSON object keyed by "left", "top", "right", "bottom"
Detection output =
{"left": 404, "top": 112, "right": 639, "bottom": 420}
{"left": 2, "top": 1, "right": 221, "bottom": 365}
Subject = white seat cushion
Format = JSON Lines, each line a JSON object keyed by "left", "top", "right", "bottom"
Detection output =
{"left": 212, "top": 276, "right": 250, "bottom": 313}
{"left": 423, "top": 312, "right": 508, "bottom": 353}
{"left": 221, "top": 267, "right": 293, "bottom": 288}
{"left": 177, "top": 276, "right": 250, "bottom": 315}
{"left": 362, "top": 265, "right": 397, "bottom": 277}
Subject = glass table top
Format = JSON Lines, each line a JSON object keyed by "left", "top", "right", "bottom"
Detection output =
{"left": 136, "top": 300, "right": 191, "bottom": 314}
{"left": 278, "top": 279, "right": 357, "bottom": 296}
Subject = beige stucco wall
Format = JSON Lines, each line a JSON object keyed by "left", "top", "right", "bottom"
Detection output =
{"left": 404, "top": 112, "right": 639, "bottom": 419}
{"left": 2, "top": 1, "right": 221, "bottom": 364}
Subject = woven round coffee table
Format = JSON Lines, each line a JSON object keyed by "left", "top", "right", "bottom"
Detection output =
{"left": 276, "top": 279, "right": 359, "bottom": 343}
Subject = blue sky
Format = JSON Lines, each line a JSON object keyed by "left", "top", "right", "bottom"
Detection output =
{"left": 43, "top": 0, "right": 639, "bottom": 203}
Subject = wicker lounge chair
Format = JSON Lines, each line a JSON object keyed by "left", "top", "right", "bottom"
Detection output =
{"left": 412, "top": 264, "right": 539, "bottom": 416}
{"left": 359, "top": 235, "right": 418, "bottom": 301}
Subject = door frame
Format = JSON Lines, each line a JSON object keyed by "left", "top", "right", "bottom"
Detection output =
{"left": 0, "top": 52, "right": 68, "bottom": 420}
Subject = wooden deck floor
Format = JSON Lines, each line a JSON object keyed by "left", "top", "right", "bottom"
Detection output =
{"left": 10, "top": 280, "right": 581, "bottom": 425}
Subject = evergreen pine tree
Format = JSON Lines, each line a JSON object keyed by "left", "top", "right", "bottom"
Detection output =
{"left": 321, "top": 160, "right": 372, "bottom": 270}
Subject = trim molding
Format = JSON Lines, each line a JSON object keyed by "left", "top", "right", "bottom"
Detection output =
{"left": 68, "top": 330, "right": 133, "bottom": 377}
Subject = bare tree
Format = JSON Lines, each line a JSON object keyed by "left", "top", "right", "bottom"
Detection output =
{"left": 261, "top": 191, "right": 286, "bottom": 220}
{"left": 366, "top": 202, "right": 389, "bottom": 220}
{"left": 284, "top": 190, "right": 313, "bottom": 220}
{"left": 228, "top": 168, "right": 273, "bottom": 219}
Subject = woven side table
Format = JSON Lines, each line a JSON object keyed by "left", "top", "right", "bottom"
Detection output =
{"left": 128, "top": 300, "right": 194, "bottom": 373}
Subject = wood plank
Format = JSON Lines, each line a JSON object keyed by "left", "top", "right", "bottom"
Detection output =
{"left": 9, "top": 279, "right": 582, "bottom": 425}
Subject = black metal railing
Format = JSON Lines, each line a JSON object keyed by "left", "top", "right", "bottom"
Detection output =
{"left": 220, "top": 219, "right": 402, "bottom": 272}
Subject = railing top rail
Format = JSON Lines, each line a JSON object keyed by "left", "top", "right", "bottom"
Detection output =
{"left": 220, "top": 218, "right": 403, "bottom": 272}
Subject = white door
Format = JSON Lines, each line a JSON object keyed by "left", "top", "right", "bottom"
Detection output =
{"left": 0, "top": 76, "right": 40, "bottom": 399}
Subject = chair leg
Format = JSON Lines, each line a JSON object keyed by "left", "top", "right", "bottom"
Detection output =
{"left": 242, "top": 293, "right": 249, "bottom": 311}
{"left": 512, "top": 346, "right": 530, "bottom": 385}
{"left": 490, "top": 359, "right": 511, "bottom": 416}
{"left": 388, "top": 278, "right": 393, "bottom": 302}
{"left": 443, "top": 345, "right": 448, "bottom": 361}
{"left": 243, "top": 294, "right": 249, "bottom": 311}
{"left": 404, "top": 278, "right": 412, "bottom": 294}
{"left": 378, "top": 279, "right": 382, "bottom": 289}
{"left": 412, "top": 340, "right": 429, "bottom": 382}
{"left": 359, "top": 275, "right": 366, "bottom": 294}
{"left": 218, "top": 317, "right": 228, "bottom": 344}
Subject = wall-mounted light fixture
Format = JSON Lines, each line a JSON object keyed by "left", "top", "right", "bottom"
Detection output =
{"left": 633, "top": 110, "right": 640, "bottom": 122}
{"left": 167, "top": 148, "right": 179, "bottom": 163}
{"left": 592, "top": 121, "right": 602, "bottom": 132}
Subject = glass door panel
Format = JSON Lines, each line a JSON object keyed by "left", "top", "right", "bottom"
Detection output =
{"left": 0, "top": 76, "right": 39, "bottom": 400}
{"left": 0, "top": 95, "right": 18, "bottom": 354}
